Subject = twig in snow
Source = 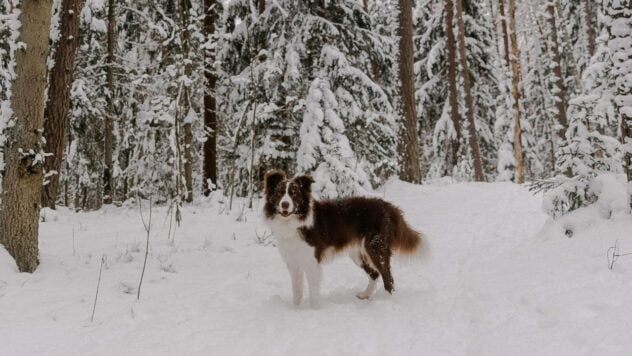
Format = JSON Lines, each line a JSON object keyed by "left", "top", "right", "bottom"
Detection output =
{"left": 91, "top": 255, "right": 107, "bottom": 322}
{"left": 607, "top": 240, "right": 632, "bottom": 270}
{"left": 72, "top": 225, "right": 76, "bottom": 257}
{"left": 137, "top": 197, "right": 153, "bottom": 300}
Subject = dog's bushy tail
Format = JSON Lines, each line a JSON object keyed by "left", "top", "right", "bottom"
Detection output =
{"left": 392, "top": 216, "right": 430, "bottom": 263}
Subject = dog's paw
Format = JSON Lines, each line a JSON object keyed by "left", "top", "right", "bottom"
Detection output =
{"left": 355, "top": 292, "right": 371, "bottom": 300}
{"left": 293, "top": 296, "right": 302, "bottom": 306}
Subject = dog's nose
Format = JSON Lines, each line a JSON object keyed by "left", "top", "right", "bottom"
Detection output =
{"left": 281, "top": 202, "right": 289, "bottom": 209}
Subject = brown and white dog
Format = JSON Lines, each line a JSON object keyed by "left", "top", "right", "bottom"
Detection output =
{"left": 263, "top": 170, "right": 425, "bottom": 307}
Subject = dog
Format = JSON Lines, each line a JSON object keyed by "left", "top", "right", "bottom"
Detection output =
{"left": 263, "top": 170, "right": 426, "bottom": 307}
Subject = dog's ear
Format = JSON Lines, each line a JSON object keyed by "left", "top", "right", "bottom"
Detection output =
{"left": 294, "top": 175, "right": 314, "bottom": 191}
{"left": 264, "top": 170, "right": 286, "bottom": 196}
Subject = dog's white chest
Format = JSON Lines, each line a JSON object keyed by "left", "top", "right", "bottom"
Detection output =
{"left": 266, "top": 217, "right": 316, "bottom": 266}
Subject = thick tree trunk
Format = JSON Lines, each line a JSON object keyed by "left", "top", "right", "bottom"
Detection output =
{"left": 508, "top": 0, "right": 524, "bottom": 183}
{"left": 0, "top": 0, "right": 53, "bottom": 272}
{"left": 179, "top": 0, "right": 193, "bottom": 203}
{"left": 397, "top": 0, "right": 421, "bottom": 183}
{"left": 498, "top": 0, "right": 511, "bottom": 69}
{"left": 444, "top": 0, "right": 462, "bottom": 170}
{"left": 546, "top": 1, "right": 568, "bottom": 143}
{"left": 41, "top": 0, "right": 85, "bottom": 209}
{"left": 455, "top": 0, "right": 485, "bottom": 181}
{"left": 103, "top": 0, "right": 115, "bottom": 204}
{"left": 202, "top": 0, "right": 218, "bottom": 196}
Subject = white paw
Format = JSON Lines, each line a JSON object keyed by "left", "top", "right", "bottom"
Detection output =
{"left": 355, "top": 292, "right": 371, "bottom": 300}
{"left": 293, "top": 295, "right": 302, "bottom": 306}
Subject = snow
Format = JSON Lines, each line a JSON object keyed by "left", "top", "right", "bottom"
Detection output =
{"left": 2, "top": 181, "right": 632, "bottom": 355}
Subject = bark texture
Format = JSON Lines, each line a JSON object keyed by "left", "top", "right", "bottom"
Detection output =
{"left": 455, "top": 0, "right": 485, "bottom": 181}
{"left": 0, "top": 0, "right": 54, "bottom": 272}
{"left": 582, "top": 0, "right": 595, "bottom": 58}
{"left": 546, "top": 1, "right": 568, "bottom": 142}
{"left": 103, "top": 0, "right": 116, "bottom": 204}
{"left": 180, "top": 0, "right": 193, "bottom": 203}
{"left": 444, "top": 0, "right": 462, "bottom": 170}
{"left": 508, "top": 0, "right": 524, "bottom": 183}
{"left": 202, "top": 0, "right": 218, "bottom": 196}
{"left": 41, "top": 0, "right": 85, "bottom": 209}
{"left": 397, "top": 0, "right": 421, "bottom": 183}
{"left": 498, "top": 0, "right": 510, "bottom": 68}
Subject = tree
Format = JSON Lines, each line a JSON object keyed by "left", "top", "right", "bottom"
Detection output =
{"left": 179, "top": 0, "right": 194, "bottom": 203}
{"left": 41, "top": 0, "right": 86, "bottom": 209}
{"left": 454, "top": 0, "right": 485, "bottom": 181}
{"left": 507, "top": 0, "right": 524, "bottom": 183}
{"left": 103, "top": 0, "right": 116, "bottom": 204}
{"left": 397, "top": 0, "right": 422, "bottom": 183}
{"left": 498, "top": 0, "right": 510, "bottom": 68}
{"left": 546, "top": 1, "right": 568, "bottom": 144}
{"left": 0, "top": 0, "right": 54, "bottom": 272}
{"left": 203, "top": 0, "right": 218, "bottom": 196}
{"left": 443, "top": 0, "right": 462, "bottom": 171}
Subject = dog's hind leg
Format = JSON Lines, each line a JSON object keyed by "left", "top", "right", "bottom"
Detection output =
{"left": 366, "top": 235, "right": 395, "bottom": 294}
{"left": 357, "top": 260, "right": 380, "bottom": 300}
{"left": 351, "top": 242, "right": 380, "bottom": 300}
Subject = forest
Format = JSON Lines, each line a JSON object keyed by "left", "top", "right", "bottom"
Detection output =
{"left": 1, "top": 0, "right": 632, "bottom": 353}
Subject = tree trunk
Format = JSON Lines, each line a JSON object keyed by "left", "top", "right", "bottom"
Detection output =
{"left": 202, "top": 0, "right": 218, "bottom": 196}
{"left": 605, "top": 0, "right": 631, "bottom": 207}
{"left": 546, "top": 1, "right": 568, "bottom": 143}
{"left": 0, "top": 0, "right": 53, "bottom": 272}
{"left": 258, "top": 0, "right": 265, "bottom": 14}
{"left": 582, "top": 0, "right": 595, "bottom": 59}
{"left": 455, "top": 0, "right": 485, "bottom": 181}
{"left": 41, "top": 0, "right": 85, "bottom": 209}
{"left": 498, "top": 0, "right": 511, "bottom": 69}
{"left": 508, "top": 0, "right": 524, "bottom": 183}
{"left": 444, "top": 0, "right": 462, "bottom": 170}
{"left": 397, "top": 0, "right": 421, "bottom": 183}
{"left": 179, "top": 0, "right": 194, "bottom": 203}
{"left": 103, "top": 0, "right": 116, "bottom": 204}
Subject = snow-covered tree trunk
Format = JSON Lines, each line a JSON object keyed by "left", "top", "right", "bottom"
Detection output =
{"left": 41, "top": 0, "right": 86, "bottom": 209}
{"left": 444, "top": 0, "right": 462, "bottom": 171}
{"left": 605, "top": 0, "right": 631, "bottom": 207}
{"left": 397, "top": 0, "right": 422, "bottom": 183}
{"left": 179, "top": 0, "right": 193, "bottom": 203}
{"left": 546, "top": 1, "right": 568, "bottom": 144}
{"left": 582, "top": 0, "right": 596, "bottom": 61}
{"left": 455, "top": 0, "right": 485, "bottom": 181}
{"left": 0, "top": 0, "right": 54, "bottom": 272}
{"left": 103, "top": 0, "right": 115, "bottom": 205}
{"left": 508, "top": 0, "right": 524, "bottom": 183}
{"left": 203, "top": 0, "right": 217, "bottom": 196}
{"left": 498, "top": 0, "right": 510, "bottom": 69}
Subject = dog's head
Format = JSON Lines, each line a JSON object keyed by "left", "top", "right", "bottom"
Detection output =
{"left": 263, "top": 170, "right": 314, "bottom": 221}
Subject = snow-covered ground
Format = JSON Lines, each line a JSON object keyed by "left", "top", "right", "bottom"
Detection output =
{"left": 1, "top": 181, "right": 632, "bottom": 355}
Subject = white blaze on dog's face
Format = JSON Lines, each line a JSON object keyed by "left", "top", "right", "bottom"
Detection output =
{"left": 264, "top": 171, "right": 314, "bottom": 221}
{"left": 278, "top": 182, "right": 294, "bottom": 217}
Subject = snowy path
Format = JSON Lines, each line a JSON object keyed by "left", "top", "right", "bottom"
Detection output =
{"left": 1, "top": 181, "right": 632, "bottom": 355}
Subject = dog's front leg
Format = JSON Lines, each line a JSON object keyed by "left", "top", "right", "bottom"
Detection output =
{"left": 305, "top": 262, "right": 322, "bottom": 308}
{"left": 288, "top": 265, "right": 303, "bottom": 306}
